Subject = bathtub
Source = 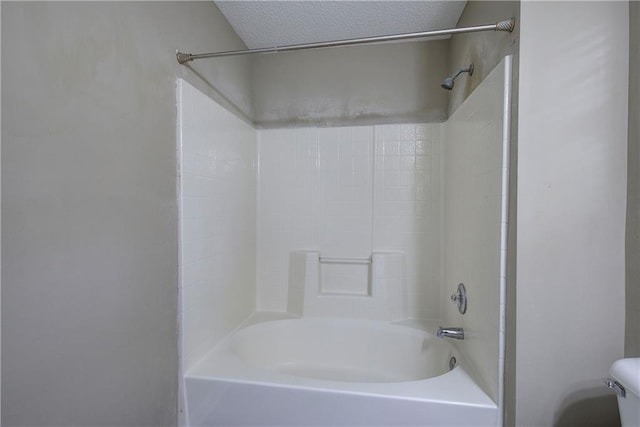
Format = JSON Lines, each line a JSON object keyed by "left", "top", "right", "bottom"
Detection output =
{"left": 184, "top": 313, "right": 498, "bottom": 426}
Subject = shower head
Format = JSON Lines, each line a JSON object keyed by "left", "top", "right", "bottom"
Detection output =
{"left": 441, "top": 64, "right": 474, "bottom": 91}
{"left": 441, "top": 77, "right": 455, "bottom": 91}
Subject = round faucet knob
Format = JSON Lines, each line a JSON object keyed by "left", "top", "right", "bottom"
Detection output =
{"left": 450, "top": 283, "right": 467, "bottom": 314}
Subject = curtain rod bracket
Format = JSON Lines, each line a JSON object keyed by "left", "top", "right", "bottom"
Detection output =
{"left": 176, "top": 52, "right": 193, "bottom": 64}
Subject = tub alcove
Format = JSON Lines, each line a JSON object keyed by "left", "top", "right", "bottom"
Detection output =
{"left": 178, "top": 55, "right": 512, "bottom": 426}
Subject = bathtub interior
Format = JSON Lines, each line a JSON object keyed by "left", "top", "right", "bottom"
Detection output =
{"left": 229, "top": 318, "right": 455, "bottom": 383}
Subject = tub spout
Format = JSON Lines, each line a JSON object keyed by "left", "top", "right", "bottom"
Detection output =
{"left": 437, "top": 327, "right": 464, "bottom": 340}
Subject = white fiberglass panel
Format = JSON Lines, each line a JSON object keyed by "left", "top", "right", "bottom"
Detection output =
{"left": 177, "top": 79, "right": 257, "bottom": 373}
{"left": 442, "top": 56, "right": 511, "bottom": 405}
{"left": 257, "top": 124, "right": 442, "bottom": 319}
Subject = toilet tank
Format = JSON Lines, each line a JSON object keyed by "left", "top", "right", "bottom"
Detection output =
{"left": 610, "top": 358, "right": 640, "bottom": 427}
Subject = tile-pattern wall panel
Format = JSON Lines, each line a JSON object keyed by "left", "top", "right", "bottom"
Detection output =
{"left": 373, "top": 124, "right": 442, "bottom": 320}
{"left": 178, "top": 80, "right": 256, "bottom": 372}
{"left": 257, "top": 129, "right": 320, "bottom": 310}
{"left": 442, "top": 58, "right": 510, "bottom": 404}
{"left": 257, "top": 124, "right": 442, "bottom": 320}
{"left": 318, "top": 127, "right": 374, "bottom": 258}
{"left": 318, "top": 127, "right": 374, "bottom": 296}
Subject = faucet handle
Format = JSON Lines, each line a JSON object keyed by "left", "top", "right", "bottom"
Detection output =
{"left": 450, "top": 283, "right": 467, "bottom": 314}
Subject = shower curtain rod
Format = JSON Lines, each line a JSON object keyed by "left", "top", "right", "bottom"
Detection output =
{"left": 176, "top": 18, "right": 514, "bottom": 64}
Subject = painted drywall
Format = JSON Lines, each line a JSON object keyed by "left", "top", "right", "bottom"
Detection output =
{"left": 442, "top": 57, "right": 509, "bottom": 405}
{"left": 0, "top": 4, "right": 3, "bottom": 420}
{"left": 252, "top": 41, "right": 449, "bottom": 127}
{"left": 1, "top": 2, "right": 251, "bottom": 425}
{"left": 178, "top": 79, "right": 256, "bottom": 373}
{"left": 626, "top": 0, "right": 640, "bottom": 358}
{"left": 516, "top": 2, "right": 628, "bottom": 426}
{"left": 447, "top": 1, "right": 519, "bottom": 116}
{"left": 256, "top": 124, "right": 442, "bottom": 321}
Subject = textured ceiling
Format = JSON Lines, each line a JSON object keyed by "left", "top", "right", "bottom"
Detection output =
{"left": 214, "top": 1, "right": 467, "bottom": 49}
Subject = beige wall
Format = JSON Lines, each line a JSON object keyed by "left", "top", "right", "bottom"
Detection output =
{"left": 516, "top": 2, "right": 628, "bottom": 426}
{"left": 626, "top": 0, "right": 640, "bottom": 358}
{"left": 447, "top": 1, "right": 520, "bottom": 116}
{"left": 1, "top": 2, "right": 251, "bottom": 425}
{"left": 252, "top": 41, "right": 449, "bottom": 127}
{"left": 251, "top": 1, "right": 520, "bottom": 128}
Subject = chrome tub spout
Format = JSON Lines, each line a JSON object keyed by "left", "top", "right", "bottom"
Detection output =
{"left": 437, "top": 327, "right": 464, "bottom": 340}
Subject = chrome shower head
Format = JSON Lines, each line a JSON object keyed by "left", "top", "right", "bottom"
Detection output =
{"left": 441, "top": 64, "right": 474, "bottom": 91}
{"left": 441, "top": 77, "right": 455, "bottom": 90}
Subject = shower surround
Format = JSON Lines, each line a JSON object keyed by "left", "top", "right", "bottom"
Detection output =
{"left": 256, "top": 123, "right": 442, "bottom": 319}
{"left": 178, "top": 56, "right": 511, "bottom": 425}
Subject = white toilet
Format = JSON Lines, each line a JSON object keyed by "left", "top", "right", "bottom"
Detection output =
{"left": 609, "top": 357, "right": 640, "bottom": 427}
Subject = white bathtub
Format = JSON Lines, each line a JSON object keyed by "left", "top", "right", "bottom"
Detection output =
{"left": 184, "top": 314, "right": 498, "bottom": 426}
